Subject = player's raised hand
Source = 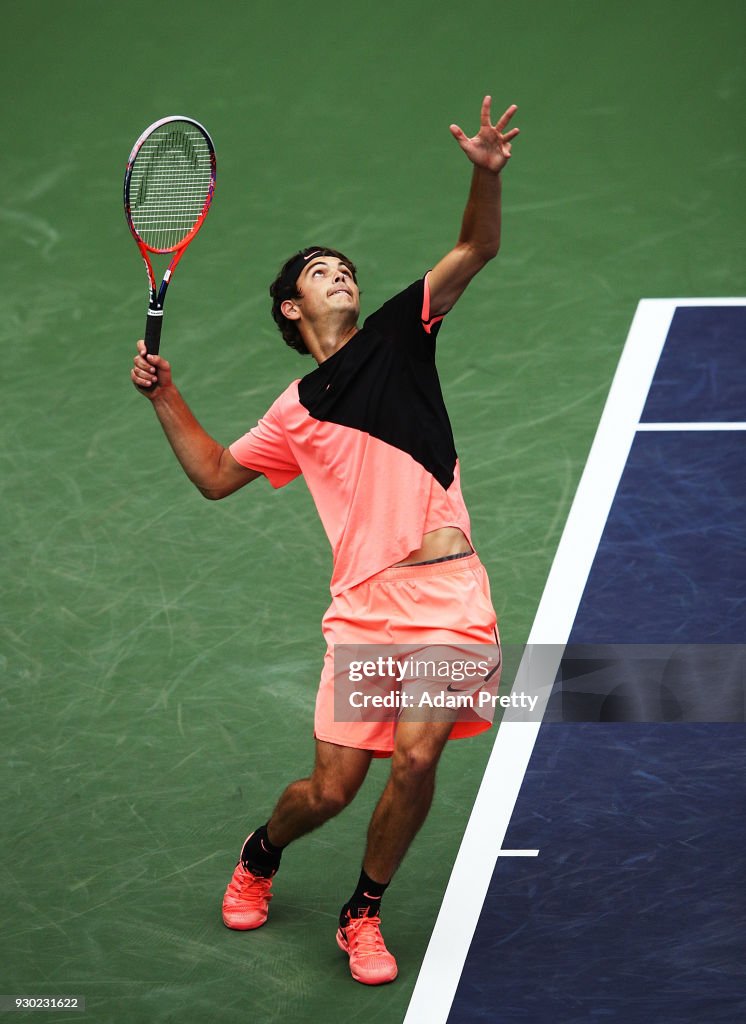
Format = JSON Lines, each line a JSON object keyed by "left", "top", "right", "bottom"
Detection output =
{"left": 449, "top": 97, "right": 519, "bottom": 174}
{"left": 132, "top": 339, "right": 172, "bottom": 396}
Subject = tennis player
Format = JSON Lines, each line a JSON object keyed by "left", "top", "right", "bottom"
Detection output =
{"left": 131, "top": 96, "right": 518, "bottom": 986}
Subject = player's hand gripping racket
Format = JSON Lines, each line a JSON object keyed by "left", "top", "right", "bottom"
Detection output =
{"left": 124, "top": 116, "right": 216, "bottom": 367}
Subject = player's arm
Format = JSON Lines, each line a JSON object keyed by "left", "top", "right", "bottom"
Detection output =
{"left": 427, "top": 97, "right": 519, "bottom": 319}
{"left": 132, "top": 341, "right": 260, "bottom": 499}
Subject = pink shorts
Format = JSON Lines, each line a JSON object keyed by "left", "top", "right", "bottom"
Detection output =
{"left": 314, "top": 552, "right": 500, "bottom": 757}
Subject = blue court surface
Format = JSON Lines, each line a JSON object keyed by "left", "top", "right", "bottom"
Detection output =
{"left": 403, "top": 301, "right": 746, "bottom": 1023}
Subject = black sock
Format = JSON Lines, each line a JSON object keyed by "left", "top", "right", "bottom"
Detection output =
{"left": 339, "top": 868, "right": 389, "bottom": 927}
{"left": 240, "top": 824, "right": 285, "bottom": 878}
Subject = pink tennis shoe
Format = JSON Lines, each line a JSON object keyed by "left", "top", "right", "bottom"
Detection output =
{"left": 222, "top": 851, "right": 273, "bottom": 931}
{"left": 336, "top": 912, "right": 398, "bottom": 985}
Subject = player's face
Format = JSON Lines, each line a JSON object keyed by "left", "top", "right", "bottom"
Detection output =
{"left": 296, "top": 257, "right": 359, "bottom": 319}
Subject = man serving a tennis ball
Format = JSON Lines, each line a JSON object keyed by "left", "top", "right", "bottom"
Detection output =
{"left": 132, "top": 96, "right": 518, "bottom": 986}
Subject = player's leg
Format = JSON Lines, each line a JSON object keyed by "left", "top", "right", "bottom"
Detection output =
{"left": 336, "top": 716, "right": 455, "bottom": 984}
{"left": 266, "top": 739, "right": 373, "bottom": 847}
{"left": 222, "top": 739, "right": 372, "bottom": 931}
{"left": 352, "top": 716, "right": 454, "bottom": 902}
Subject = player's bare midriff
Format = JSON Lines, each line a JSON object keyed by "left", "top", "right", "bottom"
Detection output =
{"left": 393, "top": 527, "right": 472, "bottom": 566}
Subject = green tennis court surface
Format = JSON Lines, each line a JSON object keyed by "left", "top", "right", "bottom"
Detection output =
{"left": 1, "top": 1, "right": 743, "bottom": 1021}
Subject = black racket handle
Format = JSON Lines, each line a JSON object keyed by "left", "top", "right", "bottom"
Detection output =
{"left": 144, "top": 310, "right": 163, "bottom": 356}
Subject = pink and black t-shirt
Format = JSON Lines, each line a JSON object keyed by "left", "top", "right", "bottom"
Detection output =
{"left": 229, "top": 275, "right": 473, "bottom": 596}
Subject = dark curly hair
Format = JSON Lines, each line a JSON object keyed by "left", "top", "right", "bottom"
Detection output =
{"left": 269, "top": 246, "right": 358, "bottom": 355}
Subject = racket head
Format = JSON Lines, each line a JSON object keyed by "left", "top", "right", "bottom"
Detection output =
{"left": 123, "top": 116, "right": 216, "bottom": 256}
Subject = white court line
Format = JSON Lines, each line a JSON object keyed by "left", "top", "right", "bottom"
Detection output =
{"left": 498, "top": 850, "right": 540, "bottom": 857}
{"left": 402, "top": 298, "right": 746, "bottom": 1024}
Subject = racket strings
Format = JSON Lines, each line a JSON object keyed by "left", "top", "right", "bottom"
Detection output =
{"left": 128, "top": 123, "right": 213, "bottom": 250}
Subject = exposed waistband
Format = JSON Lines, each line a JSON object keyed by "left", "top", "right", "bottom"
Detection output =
{"left": 401, "top": 549, "right": 473, "bottom": 567}
{"left": 369, "top": 550, "right": 483, "bottom": 583}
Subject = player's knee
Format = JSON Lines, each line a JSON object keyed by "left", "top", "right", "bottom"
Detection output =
{"left": 309, "top": 777, "right": 357, "bottom": 818}
{"left": 391, "top": 744, "right": 441, "bottom": 784}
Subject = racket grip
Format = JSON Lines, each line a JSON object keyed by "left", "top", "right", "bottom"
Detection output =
{"left": 144, "top": 310, "right": 163, "bottom": 356}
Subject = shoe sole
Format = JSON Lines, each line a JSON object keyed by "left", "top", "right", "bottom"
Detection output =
{"left": 222, "top": 915, "right": 268, "bottom": 930}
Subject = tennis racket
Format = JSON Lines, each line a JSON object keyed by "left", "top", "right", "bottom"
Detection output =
{"left": 124, "top": 115, "right": 216, "bottom": 358}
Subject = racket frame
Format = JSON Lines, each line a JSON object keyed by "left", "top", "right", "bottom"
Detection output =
{"left": 123, "top": 115, "right": 216, "bottom": 355}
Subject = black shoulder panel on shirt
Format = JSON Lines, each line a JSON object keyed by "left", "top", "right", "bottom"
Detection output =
{"left": 297, "top": 281, "right": 457, "bottom": 490}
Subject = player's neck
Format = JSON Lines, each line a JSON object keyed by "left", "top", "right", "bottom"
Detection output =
{"left": 303, "top": 318, "right": 359, "bottom": 364}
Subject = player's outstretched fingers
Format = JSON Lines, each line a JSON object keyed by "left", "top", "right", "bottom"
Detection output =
{"left": 494, "top": 103, "right": 518, "bottom": 133}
